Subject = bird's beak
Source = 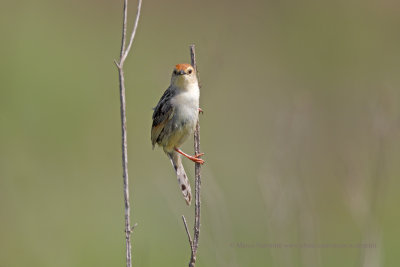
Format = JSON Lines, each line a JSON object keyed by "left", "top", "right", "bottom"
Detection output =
{"left": 178, "top": 70, "right": 185, "bottom": 75}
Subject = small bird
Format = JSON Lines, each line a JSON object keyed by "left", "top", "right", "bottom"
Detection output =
{"left": 151, "top": 63, "right": 204, "bottom": 205}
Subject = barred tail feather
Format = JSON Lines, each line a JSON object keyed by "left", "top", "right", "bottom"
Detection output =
{"left": 168, "top": 151, "right": 192, "bottom": 205}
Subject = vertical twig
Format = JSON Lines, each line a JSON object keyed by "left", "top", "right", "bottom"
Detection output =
{"left": 114, "top": 1, "right": 142, "bottom": 267}
{"left": 182, "top": 44, "right": 202, "bottom": 267}
{"left": 191, "top": 44, "right": 202, "bottom": 267}
{"left": 182, "top": 215, "right": 194, "bottom": 251}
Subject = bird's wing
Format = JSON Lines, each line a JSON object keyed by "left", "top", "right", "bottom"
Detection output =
{"left": 151, "top": 87, "right": 175, "bottom": 147}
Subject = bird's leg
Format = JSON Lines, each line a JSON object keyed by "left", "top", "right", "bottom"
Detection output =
{"left": 198, "top": 108, "right": 203, "bottom": 114}
{"left": 175, "top": 148, "right": 205, "bottom": 164}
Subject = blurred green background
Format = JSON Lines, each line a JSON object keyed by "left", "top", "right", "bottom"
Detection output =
{"left": 1, "top": 0, "right": 399, "bottom": 266}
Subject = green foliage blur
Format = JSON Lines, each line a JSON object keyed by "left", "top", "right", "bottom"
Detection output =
{"left": 1, "top": 0, "right": 399, "bottom": 266}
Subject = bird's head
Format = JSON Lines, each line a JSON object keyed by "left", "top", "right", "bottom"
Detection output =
{"left": 171, "top": 63, "right": 197, "bottom": 88}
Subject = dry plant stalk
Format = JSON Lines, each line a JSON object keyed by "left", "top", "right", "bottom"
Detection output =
{"left": 114, "top": 0, "right": 142, "bottom": 266}
{"left": 182, "top": 44, "right": 203, "bottom": 267}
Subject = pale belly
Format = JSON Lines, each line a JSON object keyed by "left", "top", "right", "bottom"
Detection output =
{"left": 162, "top": 105, "right": 198, "bottom": 152}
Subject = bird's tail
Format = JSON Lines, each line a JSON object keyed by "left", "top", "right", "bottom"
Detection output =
{"left": 168, "top": 151, "right": 192, "bottom": 205}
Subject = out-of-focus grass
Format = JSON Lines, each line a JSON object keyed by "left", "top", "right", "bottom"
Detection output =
{"left": 0, "top": 0, "right": 399, "bottom": 266}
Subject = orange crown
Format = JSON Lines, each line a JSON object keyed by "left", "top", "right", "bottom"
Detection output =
{"left": 175, "top": 63, "right": 193, "bottom": 71}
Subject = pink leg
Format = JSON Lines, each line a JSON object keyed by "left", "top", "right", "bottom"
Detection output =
{"left": 175, "top": 148, "right": 205, "bottom": 164}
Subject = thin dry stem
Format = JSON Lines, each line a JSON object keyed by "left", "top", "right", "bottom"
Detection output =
{"left": 182, "top": 215, "right": 194, "bottom": 251}
{"left": 122, "top": 0, "right": 143, "bottom": 62}
{"left": 115, "top": 0, "right": 142, "bottom": 267}
{"left": 182, "top": 44, "right": 203, "bottom": 267}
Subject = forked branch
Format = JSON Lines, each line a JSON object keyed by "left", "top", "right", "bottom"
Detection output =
{"left": 115, "top": 1, "right": 143, "bottom": 267}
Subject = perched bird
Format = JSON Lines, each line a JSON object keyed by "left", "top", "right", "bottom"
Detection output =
{"left": 151, "top": 63, "right": 204, "bottom": 205}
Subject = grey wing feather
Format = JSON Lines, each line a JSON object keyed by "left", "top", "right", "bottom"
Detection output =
{"left": 151, "top": 87, "right": 176, "bottom": 147}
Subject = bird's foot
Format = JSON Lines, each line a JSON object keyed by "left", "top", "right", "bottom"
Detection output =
{"left": 175, "top": 148, "right": 205, "bottom": 164}
{"left": 189, "top": 155, "right": 205, "bottom": 164}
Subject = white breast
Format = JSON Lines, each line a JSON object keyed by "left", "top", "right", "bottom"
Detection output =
{"left": 170, "top": 83, "right": 199, "bottom": 137}
{"left": 161, "top": 83, "right": 199, "bottom": 150}
{"left": 171, "top": 83, "right": 200, "bottom": 117}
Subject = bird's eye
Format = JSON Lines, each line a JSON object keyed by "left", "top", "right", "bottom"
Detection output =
{"left": 173, "top": 70, "right": 177, "bottom": 75}
{"left": 188, "top": 69, "right": 193, "bottom": 74}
